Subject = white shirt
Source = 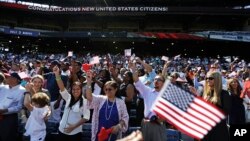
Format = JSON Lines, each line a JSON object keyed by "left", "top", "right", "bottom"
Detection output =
{"left": 0, "top": 83, "right": 8, "bottom": 101}
{"left": 61, "top": 70, "right": 71, "bottom": 77}
{"left": 59, "top": 89, "right": 90, "bottom": 135}
{"left": 134, "top": 80, "right": 158, "bottom": 118}
{"left": 25, "top": 106, "right": 49, "bottom": 140}
{"left": 0, "top": 84, "right": 25, "bottom": 114}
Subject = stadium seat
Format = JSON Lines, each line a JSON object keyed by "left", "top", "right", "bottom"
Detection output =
{"left": 166, "top": 129, "right": 182, "bottom": 141}
{"left": 82, "top": 123, "right": 92, "bottom": 141}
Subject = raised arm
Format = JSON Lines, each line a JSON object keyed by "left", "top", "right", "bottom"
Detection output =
{"left": 129, "top": 61, "right": 139, "bottom": 83}
{"left": 53, "top": 66, "right": 65, "bottom": 92}
{"left": 130, "top": 61, "right": 151, "bottom": 97}
{"left": 53, "top": 66, "right": 70, "bottom": 100}
{"left": 136, "top": 57, "right": 152, "bottom": 73}
{"left": 24, "top": 92, "right": 33, "bottom": 112}
{"left": 162, "top": 61, "right": 171, "bottom": 78}
{"left": 86, "top": 71, "right": 93, "bottom": 102}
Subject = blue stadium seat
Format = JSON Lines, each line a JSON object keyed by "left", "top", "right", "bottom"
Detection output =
{"left": 82, "top": 123, "right": 92, "bottom": 141}
{"left": 166, "top": 129, "right": 182, "bottom": 141}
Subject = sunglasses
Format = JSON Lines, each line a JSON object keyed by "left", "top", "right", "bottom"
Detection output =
{"left": 154, "top": 78, "right": 164, "bottom": 82}
{"left": 205, "top": 77, "right": 214, "bottom": 81}
{"left": 105, "top": 88, "right": 114, "bottom": 92}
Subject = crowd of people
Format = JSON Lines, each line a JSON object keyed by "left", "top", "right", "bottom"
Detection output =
{"left": 0, "top": 52, "right": 250, "bottom": 141}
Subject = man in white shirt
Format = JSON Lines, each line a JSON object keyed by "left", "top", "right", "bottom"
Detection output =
{"left": 0, "top": 73, "right": 26, "bottom": 141}
{"left": 0, "top": 73, "right": 8, "bottom": 100}
{"left": 133, "top": 68, "right": 166, "bottom": 141}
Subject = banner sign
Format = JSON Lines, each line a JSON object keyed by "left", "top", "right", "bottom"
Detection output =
{"left": 209, "top": 31, "right": 250, "bottom": 42}
{"left": 0, "top": 2, "right": 168, "bottom": 13}
{"left": 27, "top": 6, "right": 168, "bottom": 12}
{"left": 3, "top": 28, "right": 40, "bottom": 37}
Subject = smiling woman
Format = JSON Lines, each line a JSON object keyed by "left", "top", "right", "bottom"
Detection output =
{"left": 29, "top": 75, "right": 50, "bottom": 96}
{"left": 53, "top": 66, "right": 90, "bottom": 141}
{"left": 86, "top": 71, "right": 129, "bottom": 141}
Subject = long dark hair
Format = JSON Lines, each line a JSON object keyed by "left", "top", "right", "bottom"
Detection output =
{"left": 126, "top": 71, "right": 134, "bottom": 84}
{"left": 101, "top": 69, "right": 111, "bottom": 80}
{"left": 69, "top": 81, "right": 83, "bottom": 108}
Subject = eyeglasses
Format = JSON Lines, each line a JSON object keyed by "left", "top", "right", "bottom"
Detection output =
{"left": 105, "top": 88, "right": 113, "bottom": 92}
{"left": 154, "top": 78, "right": 164, "bottom": 82}
{"left": 205, "top": 77, "right": 214, "bottom": 81}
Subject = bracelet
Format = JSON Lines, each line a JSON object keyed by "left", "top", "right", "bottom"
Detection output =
{"left": 118, "top": 123, "right": 122, "bottom": 130}
{"left": 24, "top": 92, "right": 31, "bottom": 95}
{"left": 86, "top": 85, "right": 92, "bottom": 89}
{"left": 56, "top": 76, "right": 61, "bottom": 81}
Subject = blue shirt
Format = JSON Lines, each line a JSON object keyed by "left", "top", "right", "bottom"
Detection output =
{"left": 96, "top": 100, "right": 119, "bottom": 141}
{"left": 0, "top": 84, "right": 26, "bottom": 114}
{"left": 44, "top": 73, "right": 68, "bottom": 101}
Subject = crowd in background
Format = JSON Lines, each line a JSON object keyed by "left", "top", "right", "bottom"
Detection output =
{"left": 0, "top": 52, "right": 250, "bottom": 141}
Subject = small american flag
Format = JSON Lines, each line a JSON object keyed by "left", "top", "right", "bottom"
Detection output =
{"left": 151, "top": 81, "right": 225, "bottom": 140}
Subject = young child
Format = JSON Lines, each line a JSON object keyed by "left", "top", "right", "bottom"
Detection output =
{"left": 24, "top": 92, "right": 50, "bottom": 141}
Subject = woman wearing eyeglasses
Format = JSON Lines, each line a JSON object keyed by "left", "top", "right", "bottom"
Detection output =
{"left": 202, "top": 71, "right": 231, "bottom": 141}
{"left": 86, "top": 72, "right": 129, "bottom": 141}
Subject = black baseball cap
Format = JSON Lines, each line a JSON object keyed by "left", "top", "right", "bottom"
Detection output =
{"left": 4, "top": 73, "right": 22, "bottom": 82}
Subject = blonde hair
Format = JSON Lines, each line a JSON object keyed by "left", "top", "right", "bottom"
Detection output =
{"left": 203, "top": 71, "right": 222, "bottom": 105}
{"left": 31, "top": 75, "right": 44, "bottom": 84}
{"left": 227, "top": 78, "right": 242, "bottom": 96}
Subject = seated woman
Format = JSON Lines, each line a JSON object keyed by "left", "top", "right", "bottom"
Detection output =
{"left": 86, "top": 71, "right": 129, "bottom": 141}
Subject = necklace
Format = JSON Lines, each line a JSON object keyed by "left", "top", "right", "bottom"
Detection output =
{"left": 105, "top": 98, "right": 116, "bottom": 120}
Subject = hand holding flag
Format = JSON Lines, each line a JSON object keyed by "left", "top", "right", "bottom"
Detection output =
{"left": 173, "top": 54, "right": 181, "bottom": 60}
{"left": 124, "top": 49, "right": 132, "bottom": 57}
{"left": 151, "top": 80, "right": 226, "bottom": 140}
{"left": 98, "top": 127, "right": 112, "bottom": 141}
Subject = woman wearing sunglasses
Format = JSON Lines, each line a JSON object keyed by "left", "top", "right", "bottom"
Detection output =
{"left": 86, "top": 71, "right": 129, "bottom": 141}
{"left": 202, "top": 71, "right": 231, "bottom": 141}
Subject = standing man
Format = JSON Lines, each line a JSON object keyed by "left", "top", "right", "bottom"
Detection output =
{"left": 0, "top": 73, "right": 26, "bottom": 141}
{"left": 131, "top": 63, "right": 166, "bottom": 141}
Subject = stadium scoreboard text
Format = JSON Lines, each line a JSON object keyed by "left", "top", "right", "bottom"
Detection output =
{"left": 27, "top": 6, "right": 168, "bottom": 12}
